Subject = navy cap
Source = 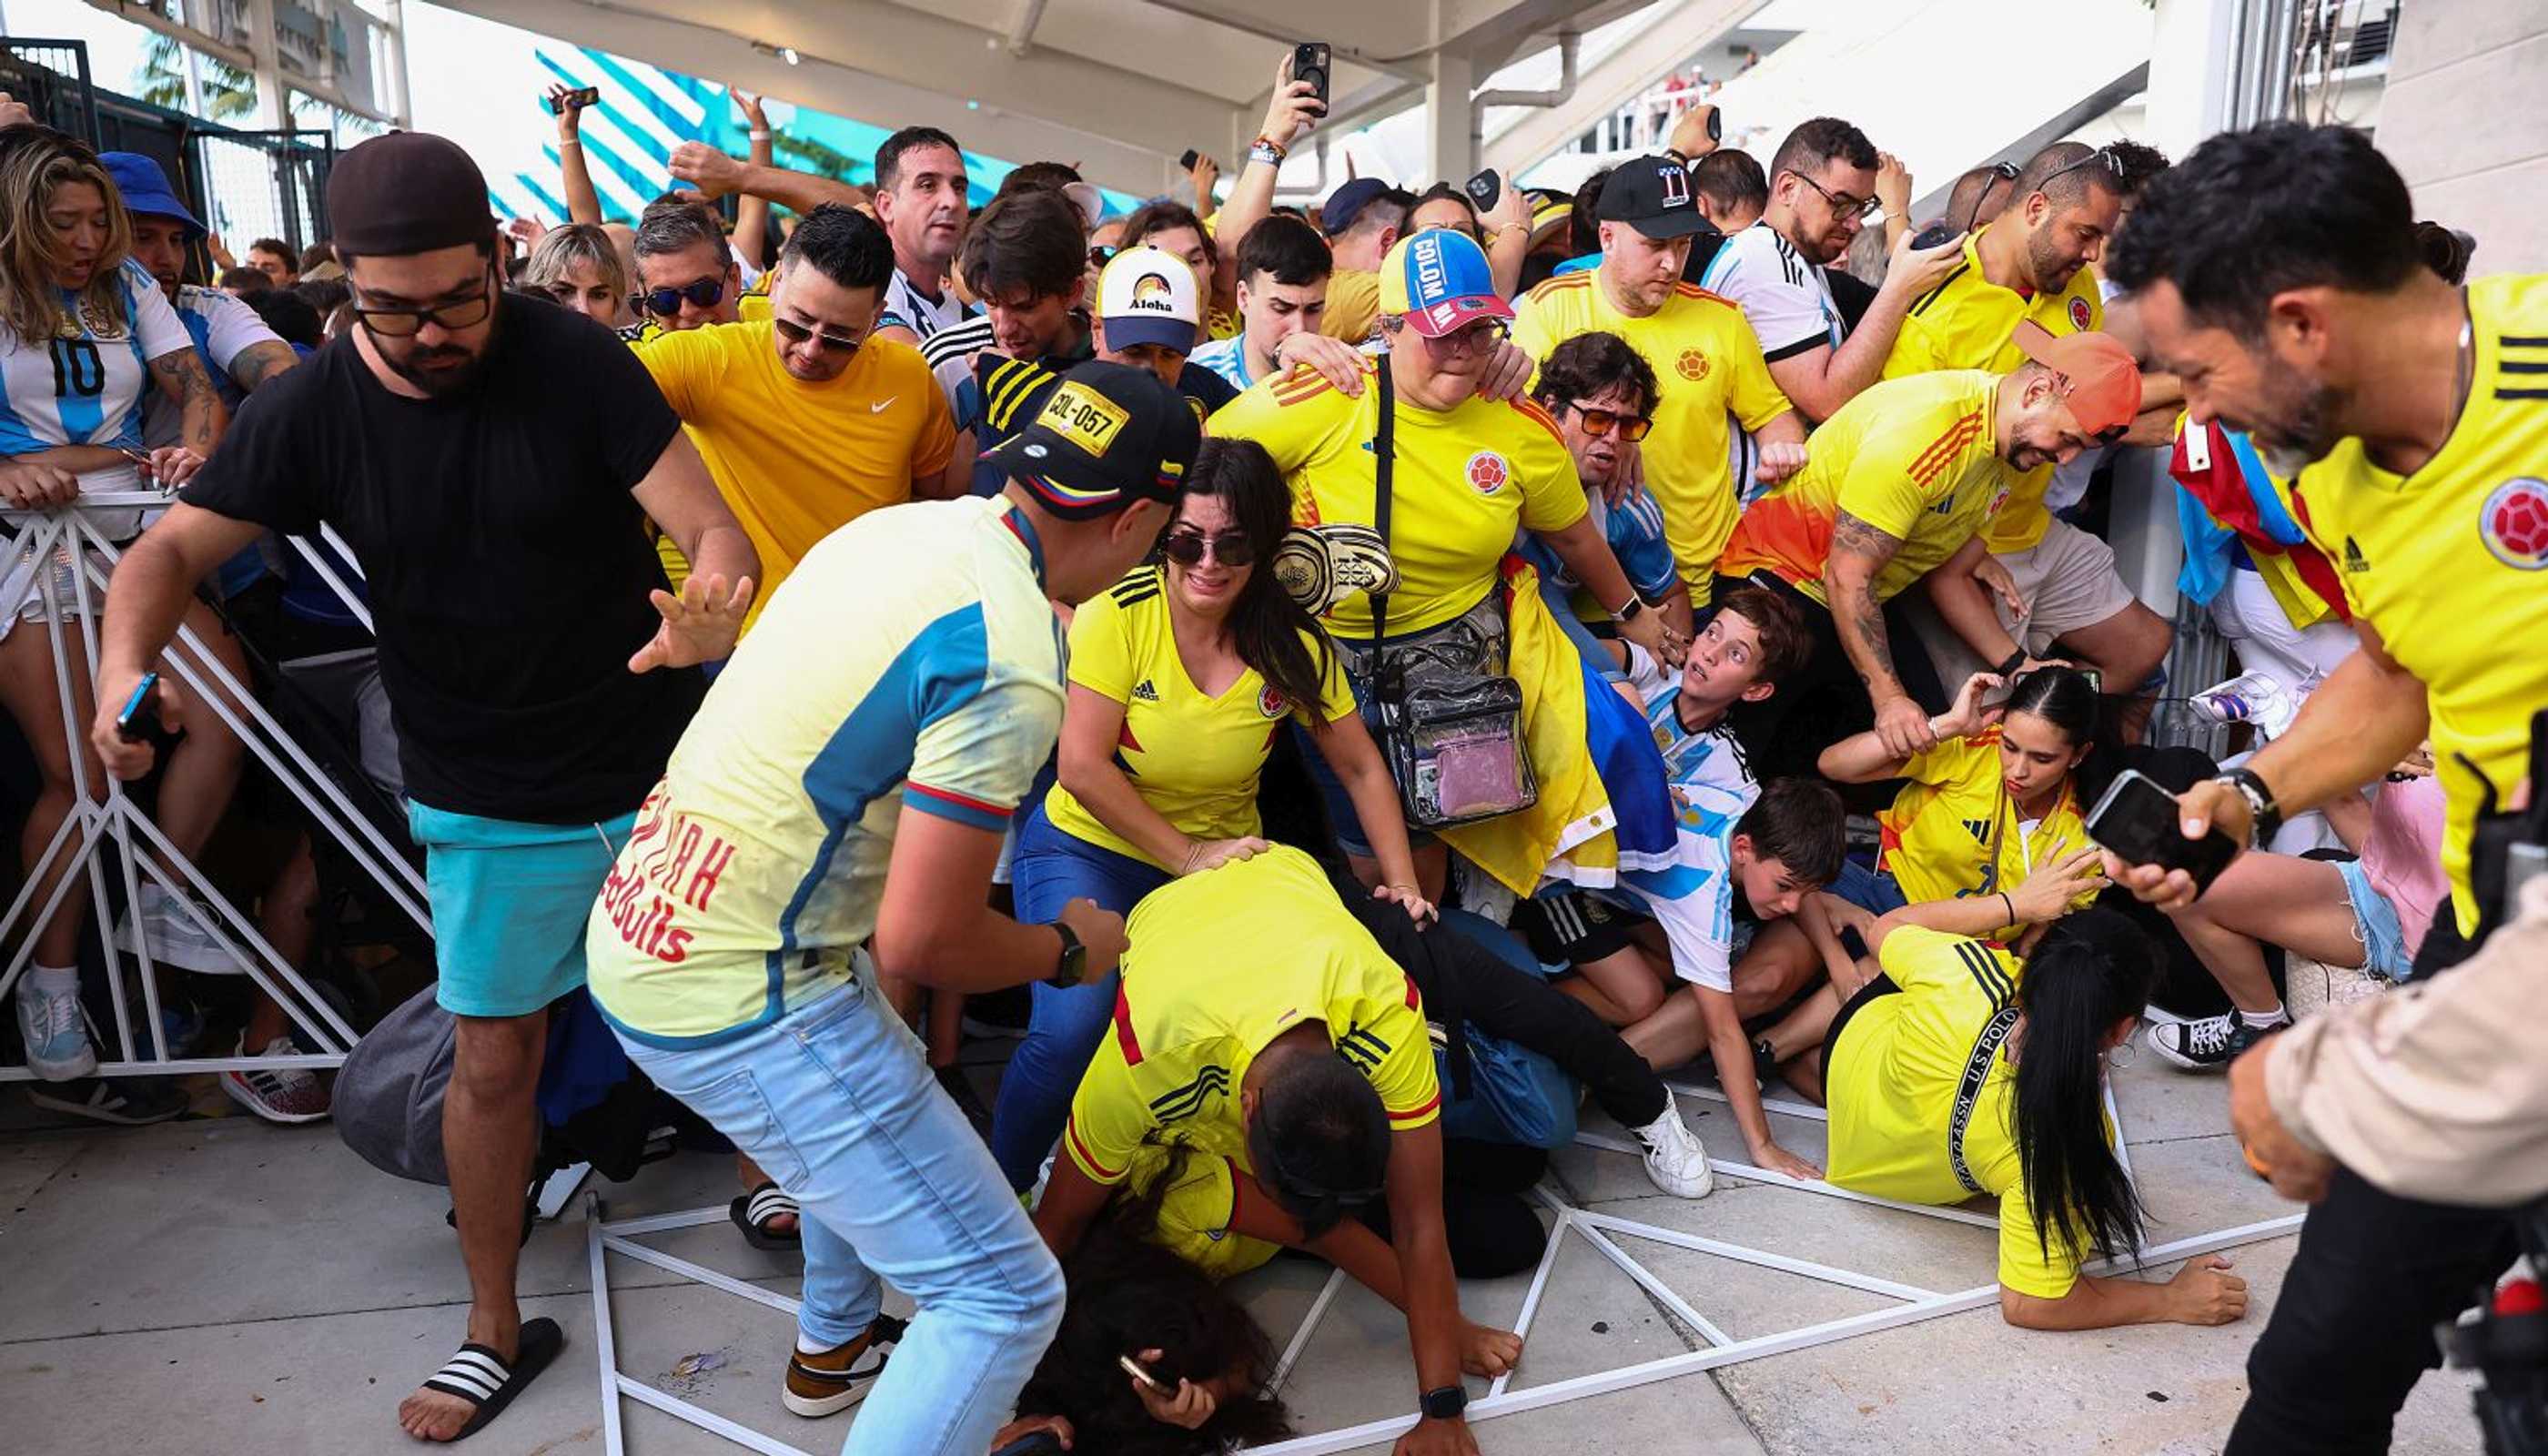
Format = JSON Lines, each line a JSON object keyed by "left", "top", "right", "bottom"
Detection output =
{"left": 986, "top": 361, "right": 1201, "bottom": 521}
{"left": 100, "top": 152, "right": 204, "bottom": 238}
{"left": 1321, "top": 177, "right": 1410, "bottom": 238}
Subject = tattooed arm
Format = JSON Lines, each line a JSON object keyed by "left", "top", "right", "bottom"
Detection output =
{"left": 1822, "top": 509, "right": 1936, "bottom": 756}
{"left": 228, "top": 339, "right": 300, "bottom": 394}
{"left": 146, "top": 347, "right": 227, "bottom": 488}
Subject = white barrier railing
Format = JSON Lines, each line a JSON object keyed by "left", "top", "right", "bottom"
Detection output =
{"left": 0, "top": 492, "right": 430, "bottom": 1081}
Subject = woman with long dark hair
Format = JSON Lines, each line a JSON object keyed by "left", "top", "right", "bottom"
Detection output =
{"left": 1815, "top": 906, "right": 2250, "bottom": 1329}
{"left": 989, "top": 437, "right": 1427, "bottom": 1191}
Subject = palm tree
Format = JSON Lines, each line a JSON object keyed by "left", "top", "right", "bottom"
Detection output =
{"left": 136, "top": 35, "right": 258, "bottom": 122}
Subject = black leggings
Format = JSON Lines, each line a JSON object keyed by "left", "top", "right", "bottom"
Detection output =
{"left": 1358, "top": 1139, "right": 1552, "bottom": 1279}
{"left": 1711, "top": 571, "right": 1947, "bottom": 780}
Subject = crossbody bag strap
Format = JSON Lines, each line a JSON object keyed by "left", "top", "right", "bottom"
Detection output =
{"left": 1370, "top": 360, "right": 1396, "bottom": 646}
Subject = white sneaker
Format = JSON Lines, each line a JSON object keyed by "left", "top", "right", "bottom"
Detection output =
{"left": 1628, "top": 1089, "right": 1713, "bottom": 1198}
{"left": 115, "top": 884, "right": 241, "bottom": 975}
{"left": 15, "top": 973, "right": 97, "bottom": 1082}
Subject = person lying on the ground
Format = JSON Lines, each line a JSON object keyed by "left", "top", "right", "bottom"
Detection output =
{"left": 992, "top": 1189, "right": 1294, "bottom": 1456}
{"left": 1034, "top": 846, "right": 1521, "bottom": 1456}
{"left": 1811, "top": 905, "right": 2250, "bottom": 1330}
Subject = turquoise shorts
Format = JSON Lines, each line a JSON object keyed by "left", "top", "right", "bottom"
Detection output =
{"left": 2333, "top": 856, "right": 2412, "bottom": 983}
{"left": 410, "top": 802, "right": 638, "bottom": 1019}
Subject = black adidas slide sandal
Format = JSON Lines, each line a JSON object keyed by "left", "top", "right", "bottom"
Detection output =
{"left": 731, "top": 1181, "right": 803, "bottom": 1250}
{"left": 421, "top": 1316, "right": 564, "bottom": 1442}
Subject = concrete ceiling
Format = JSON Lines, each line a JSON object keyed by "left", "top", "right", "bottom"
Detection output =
{"left": 435, "top": 0, "right": 1643, "bottom": 196}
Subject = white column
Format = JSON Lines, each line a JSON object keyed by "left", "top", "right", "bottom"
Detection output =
{"left": 2141, "top": 0, "right": 2240, "bottom": 159}
{"left": 1424, "top": 50, "right": 1477, "bottom": 186}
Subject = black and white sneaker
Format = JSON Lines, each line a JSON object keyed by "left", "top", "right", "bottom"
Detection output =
{"left": 2148, "top": 1010, "right": 2285, "bottom": 1073}
{"left": 26, "top": 1077, "right": 189, "bottom": 1125}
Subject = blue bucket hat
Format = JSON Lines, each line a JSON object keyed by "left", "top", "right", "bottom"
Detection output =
{"left": 100, "top": 152, "right": 206, "bottom": 238}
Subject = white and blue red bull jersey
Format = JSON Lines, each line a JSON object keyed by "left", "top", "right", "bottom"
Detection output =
{"left": 0, "top": 258, "right": 193, "bottom": 456}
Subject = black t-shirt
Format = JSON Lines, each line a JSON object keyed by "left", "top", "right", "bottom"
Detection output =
{"left": 184, "top": 294, "right": 703, "bottom": 824}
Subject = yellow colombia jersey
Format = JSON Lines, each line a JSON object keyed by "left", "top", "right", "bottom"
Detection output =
{"left": 1210, "top": 360, "right": 1588, "bottom": 637}
{"left": 1881, "top": 226, "right": 2103, "bottom": 555}
{"left": 1320, "top": 268, "right": 1382, "bottom": 345}
{"left": 1824, "top": 925, "right": 2092, "bottom": 1299}
{"left": 1043, "top": 566, "right": 1357, "bottom": 868}
{"left": 1715, "top": 369, "right": 2002, "bottom": 604}
{"left": 2293, "top": 271, "right": 2548, "bottom": 936}
{"left": 640, "top": 321, "right": 956, "bottom": 629}
{"left": 1876, "top": 727, "right": 2098, "bottom": 939}
{"left": 1063, "top": 845, "right": 1441, "bottom": 1188}
{"left": 1124, "top": 1143, "right": 1283, "bottom": 1282}
{"left": 587, "top": 497, "right": 1066, "bottom": 1046}
{"left": 1512, "top": 271, "right": 1795, "bottom": 600}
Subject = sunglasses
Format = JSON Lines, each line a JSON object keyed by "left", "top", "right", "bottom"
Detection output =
{"left": 2037, "top": 144, "right": 2124, "bottom": 196}
{"left": 1563, "top": 401, "right": 1653, "bottom": 441}
{"left": 1965, "top": 160, "right": 2021, "bottom": 233}
{"left": 772, "top": 315, "right": 864, "bottom": 353}
{"left": 1161, "top": 528, "right": 1255, "bottom": 567}
{"left": 1786, "top": 169, "right": 1879, "bottom": 220}
{"left": 641, "top": 275, "right": 726, "bottom": 317}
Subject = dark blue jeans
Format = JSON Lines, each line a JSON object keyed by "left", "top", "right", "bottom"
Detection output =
{"left": 987, "top": 804, "right": 1170, "bottom": 1189}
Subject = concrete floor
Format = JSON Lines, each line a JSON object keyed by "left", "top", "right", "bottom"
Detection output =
{"left": 0, "top": 1047, "right": 2485, "bottom": 1456}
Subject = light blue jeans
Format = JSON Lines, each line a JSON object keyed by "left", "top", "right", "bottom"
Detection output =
{"left": 617, "top": 976, "right": 1064, "bottom": 1455}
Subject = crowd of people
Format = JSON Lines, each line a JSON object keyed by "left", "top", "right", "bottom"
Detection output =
{"left": 0, "top": 39, "right": 2542, "bottom": 1456}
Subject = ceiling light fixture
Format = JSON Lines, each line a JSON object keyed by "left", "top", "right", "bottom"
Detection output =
{"left": 750, "top": 40, "right": 801, "bottom": 66}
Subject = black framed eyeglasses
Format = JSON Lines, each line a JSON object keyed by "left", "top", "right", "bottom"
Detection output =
{"left": 641, "top": 275, "right": 727, "bottom": 317}
{"left": 1562, "top": 401, "right": 1653, "bottom": 441}
{"left": 1160, "top": 528, "right": 1255, "bottom": 567}
{"left": 352, "top": 262, "right": 498, "bottom": 338}
{"left": 772, "top": 315, "right": 864, "bottom": 354}
{"left": 1785, "top": 169, "right": 1878, "bottom": 220}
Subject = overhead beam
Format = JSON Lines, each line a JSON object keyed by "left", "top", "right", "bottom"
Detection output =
{"left": 441, "top": 0, "right": 1241, "bottom": 195}
{"left": 1481, "top": 0, "right": 1759, "bottom": 177}
{"left": 1128, "top": 0, "right": 1437, "bottom": 76}
{"left": 1906, "top": 60, "right": 2151, "bottom": 219}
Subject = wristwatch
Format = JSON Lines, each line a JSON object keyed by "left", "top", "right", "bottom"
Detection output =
{"left": 2211, "top": 767, "right": 2281, "bottom": 848}
{"left": 1994, "top": 647, "right": 2027, "bottom": 678}
{"left": 1049, "top": 921, "right": 1087, "bottom": 988}
{"left": 1419, "top": 1385, "right": 1468, "bottom": 1421}
{"left": 1613, "top": 596, "right": 1647, "bottom": 626}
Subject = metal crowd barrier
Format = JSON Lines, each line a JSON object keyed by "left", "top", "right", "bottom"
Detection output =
{"left": 0, "top": 492, "right": 429, "bottom": 1081}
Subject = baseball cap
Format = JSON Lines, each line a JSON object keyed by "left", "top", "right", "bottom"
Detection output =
{"left": 1320, "top": 177, "right": 1410, "bottom": 238}
{"left": 1378, "top": 228, "right": 1513, "bottom": 338}
{"left": 326, "top": 131, "right": 494, "bottom": 258}
{"left": 1528, "top": 191, "right": 1573, "bottom": 247}
{"left": 99, "top": 153, "right": 204, "bottom": 237}
{"left": 2011, "top": 320, "right": 2143, "bottom": 438}
{"left": 985, "top": 360, "right": 1202, "bottom": 520}
{"left": 1595, "top": 154, "right": 1709, "bottom": 239}
{"left": 1097, "top": 245, "right": 1200, "bottom": 353}
{"left": 1060, "top": 181, "right": 1105, "bottom": 230}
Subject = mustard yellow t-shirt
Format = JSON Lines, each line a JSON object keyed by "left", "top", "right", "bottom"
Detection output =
{"left": 1320, "top": 268, "right": 1382, "bottom": 345}
{"left": 1063, "top": 845, "right": 1441, "bottom": 1186}
{"left": 1876, "top": 728, "right": 2097, "bottom": 938}
{"left": 1512, "top": 269, "right": 1794, "bottom": 599}
{"left": 1825, "top": 925, "right": 2093, "bottom": 1299}
{"left": 1716, "top": 369, "right": 2002, "bottom": 604}
{"left": 1042, "top": 565, "right": 1356, "bottom": 868}
{"left": 640, "top": 321, "right": 956, "bottom": 628}
{"left": 1210, "top": 360, "right": 1589, "bottom": 636}
{"left": 2292, "top": 271, "right": 2548, "bottom": 936}
{"left": 1882, "top": 227, "right": 2104, "bottom": 554}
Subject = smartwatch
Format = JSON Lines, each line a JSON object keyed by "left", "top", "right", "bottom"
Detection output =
{"left": 1613, "top": 596, "right": 1647, "bottom": 626}
{"left": 2211, "top": 767, "right": 2282, "bottom": 849}
{"left": 1048, "top": 921, "right": 1087, "bottom": 988}
{"left": 1419, "top": 1385, "right": 1469, "bottom": 1421}
{"left": 1994, "top": 647, "right": 2027, "bottom": 678}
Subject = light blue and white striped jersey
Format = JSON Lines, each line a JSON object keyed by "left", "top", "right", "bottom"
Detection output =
{"left": 143, "top": 285, "right": 280, "bottom": 449}
{"left": 1602, "top": 645, "right": 1761, "bottom": 992}
{"left": 0, "top": 258, "right": 192, "bottom": 456}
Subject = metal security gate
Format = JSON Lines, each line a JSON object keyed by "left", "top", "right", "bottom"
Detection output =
{"left": 0, "top": 38, "right": 102, "bottom": 143}
{"left": 192, "top": 127, "right": 335, "bottom": 256}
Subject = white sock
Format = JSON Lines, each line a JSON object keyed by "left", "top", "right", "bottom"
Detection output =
{"left": 26, "top": 963, "right": 78, "bottom": 995}
{"left": 2242, "top": 1002, "right": 2289, "bottom": 1026}
{"left": 797, "top": 1330, "right": 837, "bottom": 1354}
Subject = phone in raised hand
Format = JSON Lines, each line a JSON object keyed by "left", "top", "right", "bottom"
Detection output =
{"left": 548, "top": 86, "right": 600, "bottom": 115}
{"left": 2085, "top": 768, "right": 2240, "bottom": 895}
{"left": 1464, "top": 168, "right": 1502, "bottom": 213}
{"left": 1291, "top": 43, "right": 1331, "bottom": 112}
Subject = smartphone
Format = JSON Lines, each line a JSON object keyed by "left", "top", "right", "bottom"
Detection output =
{"left": 1464, "top": 168, "right": 1502, "bottom": 212}
{"left": 1911, "top": 221, "right": 1956, "bottom": 251}
{"left": 2084, "top": 768, "right": 2240, "bottom": 895}
{"left": 115, "top": 671, "right": 163, "bottom": 744}
{"left": 1178, "top": 147, "right": 1200, "bottom": 172}
{"left": 1291, "top": 42, "right": 1331, "bottom": 112}
{"left": 1705, "top": 105, "right": 1723, "bottom": 143}
{"left": 1117, "top": 1352, "right": 1166, "bottom": 1390}
{"left": 986, "top": 1434, "right": 1067, "bottom": 1456}
{"left": 548, "top": 86, "right": 600, "bottom": 116}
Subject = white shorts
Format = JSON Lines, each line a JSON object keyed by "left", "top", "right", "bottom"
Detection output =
{"left": 1906, "top": 519, "right": 2140, "bottom": 687}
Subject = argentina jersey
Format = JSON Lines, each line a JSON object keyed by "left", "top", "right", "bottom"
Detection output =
{"left": 0, "top": 259, "right": 193, "bottom": 455}
{"left": 1603, "top": 686, "right": 1760, "bottom": 992}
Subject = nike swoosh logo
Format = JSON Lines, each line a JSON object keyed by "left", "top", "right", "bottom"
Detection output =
{"left": 870, "top": 398, "right": 896, "bottom": 412}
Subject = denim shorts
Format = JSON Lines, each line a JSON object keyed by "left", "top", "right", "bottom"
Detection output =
{"left": 2334, "top": 856, "right": 2412, "bottom": 982}
{"left": 1827, "top": 856, "right": 1909, "bottom": 917}
{"left": 410, "top": 802, "right": 636, "bottom": 1018}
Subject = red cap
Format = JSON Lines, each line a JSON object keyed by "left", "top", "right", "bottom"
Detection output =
{"left": 2011, "top": 320, "right": 2142, "bottom": 437}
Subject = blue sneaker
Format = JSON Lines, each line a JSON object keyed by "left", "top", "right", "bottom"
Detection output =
{"left": 15, "top": 974, "right": 96, "bottom": 1081}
